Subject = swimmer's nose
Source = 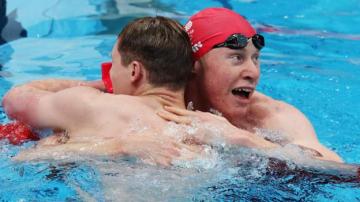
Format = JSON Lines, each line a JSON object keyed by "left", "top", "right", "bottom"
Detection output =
{"left": 241, "top": 59, "right": 260, "bottom": 84}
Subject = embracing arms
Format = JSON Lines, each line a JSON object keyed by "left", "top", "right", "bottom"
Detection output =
{"left": 14, "top": 130, "right": 191, "bottom": 166}
{"left": 3, "top": 79, "right": 193, "bottom": 166}
{"left": 157, "top": 105, "right": 343, "bottom": 163}
{"left": 8, "top": 79, "right": 105, "bottom": 92}
{"left": 158, "top": 106, "right": 277, "bottom": 149}
{"left": 266, "top": 101, "right": 343, "bottom": 163}
{"left": 2, "top": 80, "right": 101, "bottom": 129}
{"left": 2, "top": 79, "right": 105, "bottom": 128}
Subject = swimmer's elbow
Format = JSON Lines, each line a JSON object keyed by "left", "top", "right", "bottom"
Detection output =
{"left": 2, "top": 87, "right": 40, "bottom": 123}
{"left": 2, "top": 89, "right": 19, "bottom": 120}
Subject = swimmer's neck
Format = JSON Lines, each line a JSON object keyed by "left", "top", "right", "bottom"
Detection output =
{"left": 137, "top": 86, "right": 186, "bottom": 109}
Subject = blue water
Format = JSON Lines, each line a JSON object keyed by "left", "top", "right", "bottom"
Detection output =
{"left": 1, "top": 0, "right": 360, "bottom": 201}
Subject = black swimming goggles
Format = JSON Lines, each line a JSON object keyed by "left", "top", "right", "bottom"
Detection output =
{"left": 213, "top": 33, "right": 265, "bottom": 50}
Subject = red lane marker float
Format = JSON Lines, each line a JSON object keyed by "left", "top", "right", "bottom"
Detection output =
{"left": 0, "top": 122, "right": 39, "bottom": 145}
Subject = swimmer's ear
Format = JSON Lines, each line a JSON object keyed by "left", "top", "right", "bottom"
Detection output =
{"left": 129, "top": 61, "right": 145, "bottom": 83}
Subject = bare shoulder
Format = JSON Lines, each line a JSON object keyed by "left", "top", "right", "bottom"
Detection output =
{"left": 252, "top": 91, "right": 316, "bottom": 140}
{"left": 252, "top": 92, "right": 343, "bottom": 162}
{"left": 42, "top": 86, "right": 104, "bottom": 113}
{"left": 60, "top": 86, "right": 137, "bottom": 103}
{"left": 49, "top": 86, "right": 110, "bottom": 113}
{"left": 35, "top": 86, "right": 105, "bottom": 128}
{"left": 252, "top": 92, "right": 295, "bottom": 112}
{"left": 252, "top": 91, "right": 306, "bottom": 120}
{"left": 53, "top": 86, "right": 103, "bottom": 99}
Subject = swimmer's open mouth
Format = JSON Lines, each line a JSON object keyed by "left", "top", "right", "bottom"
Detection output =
{"left": 232, "top": 87, "right": 253, "bottom": 99}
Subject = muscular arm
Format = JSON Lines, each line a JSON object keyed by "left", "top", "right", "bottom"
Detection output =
{"left": 13, "top": 138, "right": 127, "bottom": 161}
{"left": 19, "top": 79, "right": 105, "bottom": 92}
{"left": 158, "top": 105, "right": 342, "bottom": 163}
{"left": 14, "top": 131, "right": 195, "bottom": 166}
{"left": 2, "top": 81, "right": 101, "bottom": 129}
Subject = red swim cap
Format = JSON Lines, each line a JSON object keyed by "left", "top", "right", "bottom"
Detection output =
{"left": 0, "top": 121, "right": 39, "bottom": 145}
{"left": 184, "top": 8, "right": 256, "bottom": 60}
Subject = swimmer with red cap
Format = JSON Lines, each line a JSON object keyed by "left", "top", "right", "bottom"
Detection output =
{"left": 150, "top": 8, "right": 358, "bottom": 178}
{"left": 100, "top": 8, "right": 342, "bottom": 163}
{"left": 158, "top": 8, "right": 344, "bottom": 163}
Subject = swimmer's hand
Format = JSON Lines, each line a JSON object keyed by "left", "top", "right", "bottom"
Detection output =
{"left": 157, "top": 106, "right": 277, "bottom": 149}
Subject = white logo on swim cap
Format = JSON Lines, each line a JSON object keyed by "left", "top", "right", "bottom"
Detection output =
{"left": 184, "top": 21, "right": 192, "bottom": 32}
{"left": 192, "top": 41, "right": 203, "bottom": 53}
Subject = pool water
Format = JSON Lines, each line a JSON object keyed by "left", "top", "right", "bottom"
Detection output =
{"left": 1, "top": 0, "right": 360, "bottom": 201}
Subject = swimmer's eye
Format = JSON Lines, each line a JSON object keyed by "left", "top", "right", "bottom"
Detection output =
{"left": 230, "top": 54, "right": 244, "bottom": 63}
{"left": 252, "top": 54, "right": 260, "bottom": 65}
